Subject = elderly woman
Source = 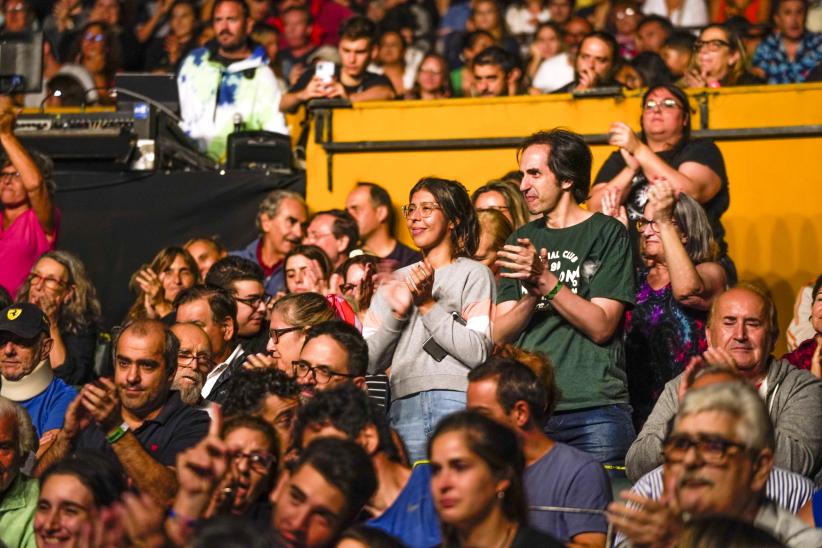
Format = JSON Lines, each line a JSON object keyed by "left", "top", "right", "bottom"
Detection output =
{"left": 17, "top": 251, "right": 103, "bottom": 386}
{"left": 0, "top": 101, "right": 58, "bottom": 297}
{"left": 603, "top": 178, "right": 726, "bottom": 427}
{"left": 682, "top": 24, "right": 764, "bottom": 88}
{"left": 781, "top": 273, "right": 822, "bottom": 379}
{"left": 590, "top": 83, "right": 735, "bottom": 282}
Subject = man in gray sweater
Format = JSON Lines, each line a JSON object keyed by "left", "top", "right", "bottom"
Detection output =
{"left": 626, "top": 285, "right": 822, "bottom": 484}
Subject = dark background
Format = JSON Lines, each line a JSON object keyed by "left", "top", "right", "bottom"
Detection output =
{"left": 53, "top": 168, "right": 305, "bottom": 327}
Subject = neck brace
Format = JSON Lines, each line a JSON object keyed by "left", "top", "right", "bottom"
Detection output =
{"left": 1, "top": 360, "right": 53, "bottom": 401}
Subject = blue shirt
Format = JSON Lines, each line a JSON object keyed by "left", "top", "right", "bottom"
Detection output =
{"left": 19, "top": 378, "right": 76, "bottom": 437}
{"left": 753, "top": 32, "right": 822, "bottom": 84}
{"left": 367, "top": 463, "right": 441, "bottom": 548}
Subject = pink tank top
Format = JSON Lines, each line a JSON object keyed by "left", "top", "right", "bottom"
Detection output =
{"left": 0, "top": 207, "right": 60, "bottom": 296}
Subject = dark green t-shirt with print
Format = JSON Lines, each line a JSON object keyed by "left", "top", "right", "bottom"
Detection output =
{"left": 497, "top": 213, "right": 635, "bottom": 411}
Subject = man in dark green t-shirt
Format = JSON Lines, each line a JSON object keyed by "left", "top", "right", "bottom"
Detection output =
{"left": 495, "top": 129, "right": 636, "bottom": 469}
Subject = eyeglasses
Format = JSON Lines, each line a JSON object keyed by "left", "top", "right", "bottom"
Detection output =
{"left": 0, "top": 171, "right": 20, "bottom": 181}
{"left": 306, "top": 230, "right": 335, "bottom": 241}
{"left": 227, "top": 450, "right": 276, "bottom": 472}
{"left": 269, "top": 325, "right": 303, "bottom": 344}
{"left": 663, "top": 433, "right": 748, "bottom": 466}
{"left": 401, "top": 202, "right": 442, "bottom": 219}
{"left": 644, "top": 98, "right": 681, "bottom": 111}
{"left": 83, "top": 32, "right": 106, "bottom": 43}
{"left": 177, "top": 350, "right": 213, "bottom": 369}
{"left": 235, "top": 294, "right": 273, "bottom": 309}
{"left": 27, "top": 272, "right": 68, "bottom": 290}
{"left": 635, "top": 217, "right": 677, "bottom": 233}
{"left": 615, "top": 7, "right": 636, "bottom": 19}
{"left": 292, "top": 359, "right": 359, "bottom": 384}
{"left": 694, "top": 39, "right": 731, "bottom": 52}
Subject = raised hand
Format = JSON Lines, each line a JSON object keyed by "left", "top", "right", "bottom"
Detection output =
{"left": 646, "top": 176, "right": 677, "bottom": 224}
{"left": 601, "top": 187, "right": 628, "bottom": 228}
{"left": 80, "top": 378, "right": 123, "bottom": 433}
{"left": 243, "top": 352, "right": 278, "bottom": 370}
{"left": 406, "top": 260, "right": 435, "bottom": 308}
{"left": 495, "top": 238, "right": 550, "bottom": 297}
{"left": 382, "top": 278, "right": 413, "bottom": 320}
{"left": 175, "top": 405, "right": 228, "bottom": 498}
{"left": 607, "top": 490, "right": 683, "bottom": 547}
{"left": 608, "top": 122, "right": 641, "bottom": 155}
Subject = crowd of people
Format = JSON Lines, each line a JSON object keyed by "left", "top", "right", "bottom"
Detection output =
{"left": 1, "top": 81, "right": 822, "bottom": 544}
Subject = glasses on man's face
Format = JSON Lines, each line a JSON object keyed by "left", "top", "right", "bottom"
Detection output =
{"left": 269, "top": 325, "right": 302, "bottom": 344}
{"left": 28, "top": 272, "right": 68, "bottom": 290}
{"left": 236, "top": 294, "right": 273, "bottom": 309}
{"left": 227, "top": 450, "right": 275, "bottom": 473}
{"left": 694, "top": 39, "right": 731, "bottom": 52}
{"left": 644, "top": 98, "right": 681, "bottom": 111}
{"left": 663, "top": 432, "right": 748, "bottom": 466}
{"left": 291, "top": 359, "right": 358, "bottom": 385}
{"left": 83, "top": 32, "right": 105, "bottom": 43}
{"left": 177, "top": 350, "right": 213, "bottom": 370}
{"left": 401, "top": 202, "right": 442, "bottom": 219}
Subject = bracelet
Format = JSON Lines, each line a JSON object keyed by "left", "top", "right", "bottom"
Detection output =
{"left": 106, "top": 422, "right": 130, "bottom": 444}
{"left": 545, "top": 280, "right": 563, "bottom": 301}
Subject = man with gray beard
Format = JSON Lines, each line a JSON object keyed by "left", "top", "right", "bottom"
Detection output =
{"left": 170, "top": 323, "right": 213, "bottom": 408}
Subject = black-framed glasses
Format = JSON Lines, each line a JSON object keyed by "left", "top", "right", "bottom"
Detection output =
{"left": 401, "top": 202, "right": 442, "bottom": 219}
{"left": 663, "top": 433, "right": 748, "bottom": 466}
{"left": 27, "top": 272, "right": 69, "bottom": 290}
{"left": 694, "top": 39, "right": 731, "bottom": 52}
{"left": 644, "top": 98, "right": 681, "bottom": 111}
{"left": 269, "top": 326, "right": 303, "bottom": 344}
{"left": 236, "top": 294, "right": 273, "bottom": 309}
{"left": 291, "top": 359, "right": 359, "bottom": 384}
{"left": 636, "top": 217, "right": 677, "bottom": 233}
{"left": 177, "top": 350, "right": 213, "bottom": 370}
{"left": 227, "top": 450, "right": 276, "bottom": 472}
{"left": 0, "top": 171, "right": 21, "bottom": 181}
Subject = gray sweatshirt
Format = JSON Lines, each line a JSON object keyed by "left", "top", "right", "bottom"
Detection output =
{"left": 363, "top": 258, "right": 495, "bottom": 399}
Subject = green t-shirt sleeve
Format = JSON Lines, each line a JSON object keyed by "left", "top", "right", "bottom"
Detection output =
{"left": 587, "top": 215, "right": 636, "bottom": 306}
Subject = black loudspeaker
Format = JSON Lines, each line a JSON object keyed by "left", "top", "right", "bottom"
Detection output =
{"left": 226, "top": 131, "right": 293, "bottom": 172}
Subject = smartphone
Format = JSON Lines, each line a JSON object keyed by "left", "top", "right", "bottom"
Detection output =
{"left": 316, "top": 61, "right": 335, "bottom": 84}
{"left": 422, "top": 312, "right": 468, "bottom": 362}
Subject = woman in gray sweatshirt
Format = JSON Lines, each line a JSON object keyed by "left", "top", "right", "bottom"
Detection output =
{"left": 363, "top": 177, "right": 496, "bottom": 463}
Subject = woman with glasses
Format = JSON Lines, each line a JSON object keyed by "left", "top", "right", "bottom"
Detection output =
{"left": 590, "top": 83, "right": 735, "bottom": 282}
{"left": 429, "top": 411, "right": 562, "bottom": 548}
{"left": 263, "top": 292, "right": 336, "bottom": 374}
{"left": 603, "top": 177, "right": 726, "bottom": 429}
{"left": 127, "top": 246, "right": 200, "bottom": 321}
{"left": 683, "top": 24, "right": 764, "bottom": 88}
{"left": 68, "top": 22, "right": 123, "bottom": 105}
{"left": 407, "top": 52, "right": 453, "bottom": 100}
{"left": 17, "top": 251, "right": 103, "bottom": 386}
{"left": 364, "top": 177, "right": 494, "bottom": 464}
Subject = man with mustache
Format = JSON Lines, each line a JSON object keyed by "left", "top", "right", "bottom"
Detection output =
{"left": 471, "top": 46, "right": 523, "bottom": 97}
{"left": 35, "top": 319, "right": 210, "bottom": 505}
{"left": 752, "top": 0, "right": 822, "bottom": 84}
{"left": 626, "top": 285, "right": 822, "bottom": 484}
{"left": 177, "top": 0, "right": 289, "bottom": 161}
{"left": 170, "top": 322, "right": 213, "bottom": 407}
{"left": 608, "top": 382, "right": 822, "bottom": 547}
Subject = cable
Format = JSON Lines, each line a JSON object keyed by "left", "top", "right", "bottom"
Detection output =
{"left": 111, "top": 87, "right": 181, "bottom": 123}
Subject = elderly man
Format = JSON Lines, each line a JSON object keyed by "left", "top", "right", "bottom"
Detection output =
{"left": 170, "top": 322, "right": 213, "bottom": 407}
{"left": 302, "top": 209, "right": 359, "bottom": 270}
{"left": 609, "top": 382, "right": 822, "bottom": 547}
{"left": 626, "top": 285, "right": 822, "bottom": 483}
{"left": 36, "top": 319, "right": 210, "bottom": 505}
{"left": 0, "top": 304, "right": 75, "bottom": 443}
{"left": 0, "top": 397, "right": 37, "bottom": 548}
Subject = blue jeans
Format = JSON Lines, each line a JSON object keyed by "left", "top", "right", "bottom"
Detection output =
{"left": 390, "top": 390, "right": 466, "bottom": 465}
{"left": 544, "top": 404, "right": 636, "bottom": 467}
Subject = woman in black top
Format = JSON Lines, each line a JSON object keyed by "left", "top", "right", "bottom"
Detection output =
{"left": 589, "top": 83, "right": 735, "bottom": 281}
{"left": 682, "top": 24, "right": 765, "bottom": 88}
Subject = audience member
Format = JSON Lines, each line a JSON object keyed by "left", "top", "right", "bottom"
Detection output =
{"left": 472, "top": 179, "right": 531, "bottom": 229}
{"left": 711, "top": 0, "right": 773, "bottom": 23}
{"left": 548, "top": 0, "right": 575, "bottom": 24}
{"left": 506, "top": 0, "right": 550, "bottom": 38}
{"left": 336, "top": 254, "right": 380, "bottom": 321}
{"left": 781, "top": 273, "right": 822, "bottom": 377}
{"left": 556, "top": 31, "right": 619, "bottom": 92}
{"left": 284, "top": 244, "right": 332, "bottom": 294}
{"left": 467, "top": 354, "right": 612, "bottom": 545}
{"left": 753, "top": 0, "right": 822, "bottom": 83}
{"left": 278, "top": 6, "right": 316, "bottom": 84}
{"left": 177, "top": 0, "right": 289, "bottom": 161}
{"left": 407, "top": 52, "right": 453, "bottom": 99}
{"left": 0, "top": 101, "right": 58, "bottom": 297}
{"left": 472, "top": 45, "right": 524, "bottom": 97}
{"left": 528, "top": 22, "right": 569, "bottom": 89}
{"left": 636, "top": 15, "right": 673, "bottom": 53}
{"left": 369, "top": 29, "right": 417, "bottom": 97}
{"left": 684, "top": 24, "right": 765, "bottom": 87}
{"left": 495, "top": 129, "right": 635, "bottom": 469}
{"left": 127, "top": 246, "right": 200, "bottom": 321}
{"left": 144, "top": 0, "right": 199, "bottom": 73}
{"left": 36, "top": 319, "right": 210, "bottom": 505}
{"left": 174, "top": 285, "right": 244, "bottom": 404}
{"left": 205, "top": 256, "right": 271, "bottom": 354}
{"left": 429, "top": 410, "right": 563, "bottom": 547}
{"left": 609, "top": 0, "right": 641, "bottom": 59}
{"left": 1, "top": 0, "right": 35, "bottom": 32}
{"left": 630, "top": 50, "right": 674, "bottom": 86}
{"left": 295, "top": 320, "right": 367, "bottom": 396}
{"left": 661, "top": 30, "right": 697, "bottom": 79}
{"left": 0, "top": 397, "right": 37, "bottom": 548}
{"left": 626, "top": 285, "right": 822, "bottom": 483}
{"left": 365, "top": 177, "right": 494, "bottom": 463}
{"left": 345, "top": 182, "right": 421, "bottom": 268}
{"left": 642, "top": 0, "right": 709, "bottom": 27}
{"left": 184, "top": 236, "right": 228, "bottom": 280}
{"left": 302, "top": 209, "right": 359, "bottom": 270}
{"left": 280, "top": 16, "right": 394, "bottom": 113}
{"left": 170, "top": 322, "right": 213, "bottom": 407}
{"left": 17, "top": 251, "right": 103, "bottom": 386}
{"left": 0, "top": 303, "right": 76, "bottom": 442}
{"left": 232, "top": 189, "right": 308, "bottom": 296}
{"left": 449, "top": 30, "right": 495, "bottom": 97}
{"left": 66, "top": 21, "right": 122, "bottom": 104}
{"left": 474, "top": 209, "right": 514, "bottom": 278}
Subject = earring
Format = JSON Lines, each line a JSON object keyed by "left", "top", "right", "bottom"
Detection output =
{"left": 496, "top": 490, "right": 505, "bottom": 499}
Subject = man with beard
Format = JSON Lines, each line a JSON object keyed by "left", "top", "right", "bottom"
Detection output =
{"left": 170, "top": 323, "right": 213, "bottom": 407}
{"left": 555, "top": 32, "right": 619, "bottom": 93}
{"left": 471, "top": 46, "right": 523, "bottom": 97}
{"left": 753, "top": 0, "right": 822, "bottom": 84}
{"left": 177, "top": 0, "right": 289, "bottom": 161}
{"left": 35, "top": 319, "right": 210, "bottom": 505}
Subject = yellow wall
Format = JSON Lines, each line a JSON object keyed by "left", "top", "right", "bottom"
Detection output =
{"left": 304, "top": 84, "right": 822, "bottom": 352}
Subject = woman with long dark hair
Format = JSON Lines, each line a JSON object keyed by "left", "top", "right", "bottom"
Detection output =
{"left": 589, "top": 83, "right": 734, "bottom": 281}
{"left": 364, "top": 177, "right": 495, "bottom": 464}
{"left": 428, "top": 411, "right": 562, "bottom": 547}
{"left": 127, "top": 246, "right": 199, "bottom": 321}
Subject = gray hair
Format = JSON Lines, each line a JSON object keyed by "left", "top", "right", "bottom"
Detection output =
{"left": 255, "top": 190, "right": 307, "bottom": 232}
{"left": 675, "top": 382, "right": 774, "bottom": 453}
{"left": 671, "top": 193, "right": 718, "bottom": 264}
{"left": 0, "top": 397, "right": 37, "bottom": 458}
{"left": 0, "top": 150, "right": 56, "bottom": 195}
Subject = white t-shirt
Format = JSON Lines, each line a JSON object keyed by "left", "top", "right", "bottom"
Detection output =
{"left": 532, "top": 52, "right": 575, "bottom": 92}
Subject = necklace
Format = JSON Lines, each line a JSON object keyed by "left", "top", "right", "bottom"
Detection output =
{"left": 498, "top": 524, "right": 516, "bottom": 548}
